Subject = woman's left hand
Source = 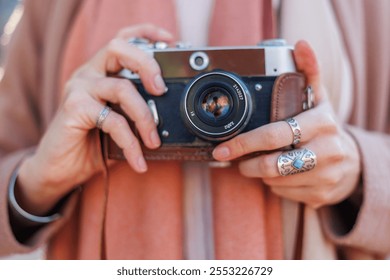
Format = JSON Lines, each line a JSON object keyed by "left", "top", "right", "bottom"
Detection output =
{"left": 212, "top": 41, "right": 361, "bottom": 209}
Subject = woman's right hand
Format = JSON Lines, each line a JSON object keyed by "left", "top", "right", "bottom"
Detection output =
{"left": 16, "top": 24, "right": 174, "bottom": 216}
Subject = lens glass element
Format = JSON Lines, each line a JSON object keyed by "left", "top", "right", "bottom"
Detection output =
{"left": 201, "top": 88, "right": 231, "bottom": 120}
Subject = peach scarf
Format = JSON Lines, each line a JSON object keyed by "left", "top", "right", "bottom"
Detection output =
{"left": 51, "top": 0, "right": 282, "bottom": 260}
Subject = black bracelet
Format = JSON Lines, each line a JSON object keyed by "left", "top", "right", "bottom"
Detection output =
{"left": 8, "top": 166, "right": 61, "bottom": 227}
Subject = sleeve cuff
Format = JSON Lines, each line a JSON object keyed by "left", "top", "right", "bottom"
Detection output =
{"left": 320, "top": 126, "right": 390, "bottom": 255}
{"left": 0, "top": 150, "right": 78, "bottom": 257}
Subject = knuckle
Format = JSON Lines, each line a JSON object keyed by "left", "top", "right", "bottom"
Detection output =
{"left": 318, "top": 188, "right": 331, "bottom": 201}
{"left": 138, "top": 23, "right": 158, "bottom": 37}
{"left": 318, "top": 113, "right": 338, "bottom": 134}
{"left": 139, "top": 54, "right": 158, "bottom": 73}
{"left": 111, "top": 114, "right": 129, "bottom": 130}
{"left": 64, "top": 77, "right": 84, "bottom": 96}
{"left": 125, "top": 135, "right": 141, "bottom": 152}
{"left": 105, "top": 38, "right": 126, "bottom": 59}
{"left": 238, "top": 162, "right": 251, "bottom": 177}
{"left": 323, "top": 176, "right": 337, "bottom": 187}
{"left": 64, "top": 80, "right": 74, "bottom": 94}
{"left": 258, "top": 154, "right": 275, "bottom": 175}
{"left": 126, "top": 137, "right": 137, "bottom": 150}
{"left": 141, "top": 23, "right": 156, "bottom": 32}
{"left": 315, "top": 188, "right": 334, "bottom": 206}
{"left": 126, "top": 52, "right": 156, "bottom": 79}
{"left": 320, "top": 171, "right": 342, "bottom": 187}
{"left": 331, "top": 140, "right": 345, "bottom": 162}
{"left": 106, "top": 38, "right": 123, "bottom": 54}
{"left": 136, "top": 106, "right": 154, "bottom": 125}
{"left": 310, "top": 202, "right": 323, "bottom": 210}
{"left": 62, "top": 93, "right": 85, "bottom": 115}
{"left": 263, "top": 127, "right": 283, "bottom": 149}
{"left": 232, "top": 135, "right": 249, "bottom": 156}
{"left": 325, "top": 138, "right": 345, "bottom": 162}
{"left": 115, "top": 79, "right": 132, "bottom": 97}
{"left": 73, "top": 65, "right": 90, "bottom": 79}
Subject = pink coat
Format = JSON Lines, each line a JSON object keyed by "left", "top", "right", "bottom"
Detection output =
{"left": 0, "top": 0, "right": 390, "bottom": 259}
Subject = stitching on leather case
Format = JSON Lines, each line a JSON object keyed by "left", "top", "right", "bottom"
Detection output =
{"left": 273, "top": 73, "right": 301, "bottom": 121}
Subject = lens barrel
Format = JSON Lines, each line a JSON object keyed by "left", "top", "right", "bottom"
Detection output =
{"left": 181, "top": 71, "right": 252, "bottom": 141}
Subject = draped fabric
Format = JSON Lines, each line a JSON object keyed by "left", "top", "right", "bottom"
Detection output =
{"left": 49, "top": 0, "right": 283, "bottom": 259}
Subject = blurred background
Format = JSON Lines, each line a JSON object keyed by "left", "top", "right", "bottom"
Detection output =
{"left": 0, "top": 0, "right": 43, "bottom": 260}
{"left": 0, "top": 0, "right": 22, "bottom": 79}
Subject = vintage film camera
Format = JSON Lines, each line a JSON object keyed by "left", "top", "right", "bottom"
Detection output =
{"left": 104, "top": 39, "right": 311, "bottom": 161}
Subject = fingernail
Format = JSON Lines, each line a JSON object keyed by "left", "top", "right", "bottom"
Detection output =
{"left": 154, "top": 75, "right": 167, "bottom": 94}
{"left": 150, "top": 130, "right": 161, "bottom": 148}
{"left": 137, "top": 156, "right": 148, "bottom": 173}
{"left": 213, "top": 146, "right": 230, "bottom": 160}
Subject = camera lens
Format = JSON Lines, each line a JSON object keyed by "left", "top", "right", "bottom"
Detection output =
{"left": 181, "top": 71, "right": 252, "bottom": 141}
{"left": 199, "top": 87, "right": 232, "bottom": 122}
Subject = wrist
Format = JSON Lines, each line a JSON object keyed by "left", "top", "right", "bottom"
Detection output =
{"left": 17, "top": 156, "right": 65, "bottom": 216}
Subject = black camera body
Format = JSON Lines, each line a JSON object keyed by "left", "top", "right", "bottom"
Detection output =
{"left": 105, "top": 39, "right": 310, "bottom": 161}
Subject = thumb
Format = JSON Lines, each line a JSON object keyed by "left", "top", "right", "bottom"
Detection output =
{"left": 294, "top": 40, "right": 327, "bottom": 103}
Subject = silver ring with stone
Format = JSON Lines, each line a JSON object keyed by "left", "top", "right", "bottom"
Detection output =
{"left": 285, "top": 117, "right": 301, "bottom": 145}
{"left": 277, "top": 148, "right": 317, "bottom": 176}
{"left": 96, "top": 106, "right": 112, "bottom": 129}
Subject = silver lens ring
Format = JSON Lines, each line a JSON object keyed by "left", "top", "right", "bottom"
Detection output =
{"left": 181, "top": 71, "right": 252, "bottom": 141}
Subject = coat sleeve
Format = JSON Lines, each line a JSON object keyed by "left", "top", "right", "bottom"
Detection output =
{"left": 320, "top": 127, "right": 390, "bottom": 256}
{"left": 0, "top": 0, "right": 77, "bottom": 257}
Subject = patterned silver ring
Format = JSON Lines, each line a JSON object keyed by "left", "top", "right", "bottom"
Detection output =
{"left": 277, "top": 148, "right": 317, "bottom": 176}
{"left": 285, "top": 117, "right": 302, "bottom": 145}
{"left": 96, "top": 106, "right": 112, "bottom": 129}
